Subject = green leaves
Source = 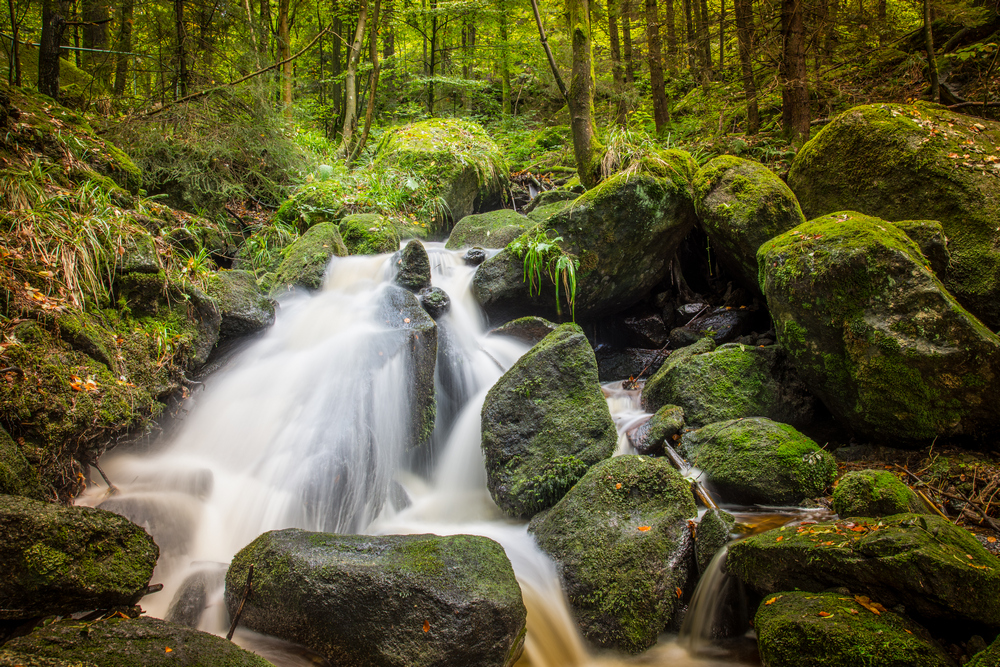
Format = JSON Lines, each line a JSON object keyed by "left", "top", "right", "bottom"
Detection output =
{"left": 508, "top": 226, "right": 580, "bottom": 321}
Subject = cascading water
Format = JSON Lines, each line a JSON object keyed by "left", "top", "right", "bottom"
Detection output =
{"left": 78, "top": 244, "right": 754, "bottom": 667}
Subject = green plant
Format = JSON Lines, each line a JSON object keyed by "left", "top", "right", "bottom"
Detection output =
{"left": 177, "top": 247, "right": 215, "bottom": 286}
{"left": 508, "top": 227, "right": 580, "bottom": 321}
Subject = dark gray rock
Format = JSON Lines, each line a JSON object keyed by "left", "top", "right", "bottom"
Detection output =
{"left": 596, "top": 348, "right": 669, "bottom": 382}
{"left": 394, "top": 239, "right": 432, "bottom": 292}
{"left": 487, "top": 316, "right": 558, "bottom": 346}
{"left": 418, "top": 286, "right": 450, "bottom": 318}
{"left": 205, "top": 270, "right": 275, "bottom": 343}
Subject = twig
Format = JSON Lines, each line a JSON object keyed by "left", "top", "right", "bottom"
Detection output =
{"left": 92, "top": 460, "right": 118, "bottom": 496}
{"left": 226, "top": 564, "right": 253, "bottom": 641}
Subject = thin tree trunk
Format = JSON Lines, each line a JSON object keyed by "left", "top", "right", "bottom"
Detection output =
{"left": 277, "top": 0, "right": 291, "bottom": 112}
{"left": 567, "top": 0, "right": 602, "bottom": 187}
{"left": 331, "top": 15, "right": 342, "bottom": 127}
{"left": 350, "top": 0, "right": 381, "bottom": 164}
{"left": 646, "top": 0, "right": 668, "bottom": 132}
{"left": 923, "top": 0, "right": 938, "bottom": 101}
{"left": 718, "top": 0, "right": 725, "bottom": 70}
{"left": 8, "top": 0, "right": 21, "bottom": 86}
{"left": 684, "top": 0, "right": 696, "bottom": 74}
{"left": 498, "top": 1, "right": 511, "bottom": 114}
{"left": 81, "top": 0, "right": 110, "bottom": 85}
{"left": 339, "top": 0, "right": 368, "bottom": 156}
{"left": 39, "top": 0, "right": 69, "bottom": 98}
{"left": 530, "top": 0, "right": 569, "bottom": 103}
{"left": 780, "top": 0, "right": 809, "bottom": 141}
{"left": 608, "top": 0, "right": 626, "bottom": 123}
{"left": 175, "top": 0, "right": 188, "bottom": 98}
{"left": 695, "top": 0, "right": 711, "bottom": 76}
{"left": 428, "top": 0, "right": 439, "bottom": 114}
{"left": 621, "top": 0, "right": 635, "bottom": 84}
{"left": 665, "top": 0, "right": 677, "bottom": 67}
{"left": 734, "top": 0, "right": 758, "bottom": 133}
{"left": 113, "top": 0, "right": 134, "bottom": 95}
{"left": 259, "top": 0, "right": 271, "bottom": 59}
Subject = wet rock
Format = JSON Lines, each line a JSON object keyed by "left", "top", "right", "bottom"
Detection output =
{"left": 754, "top": 591, "right": 954, "bottom": 667}
{"left": 832, "top": 469, "right": 929, "bottom": 518}
{"left": 622, "top": 313, "right": 669, "bottom": 348}
{"left": 418, "top": 286, "right": 450, "bottom": 318}
{"left": 204, "top": 270, "right": 275, "bottom": 344}
{"left": 225, "top": 530, "right": 526, "bottom": 667}
{"left": 488, "top": 316, "right": 559, "bottom": 346}
{"left": 1, "top": 616, "right": 271, "bottom": 666}
{"left": 338, "top": 213, "right": 400, "bottom": 255}
{"left": 446, "top": 209, "right": 531, "bottom": 250}
{"left": 393, "top": 239, "right": 432, "bottom": 292}
{"left": 165, "top": 564, "right": 226, "bottom": 628}
{"left": 628, "top": 404, "right": 685, "bottom": 456}
{"left": 0, "top": 495, "right": 158, "bottom": 619}
{"left": 695, "top": 508, "right": 734, "bottom": 574}
{"left": 273, "top": 221, "right": 349, "bottom": 291}
{"left": 727, "top": 513, "right": 1000, "bottom": 628}
{"left": 679, "top": 418, "right": 836, "bottom": 505}
{"left": 98, "top": 494, "right": 200, "bottom": 555}
{"left": 463, "top": 248, "right": 487, "bottom": 266}
{"left": 529, "top": 456, "right": 698, "bottom": 653}
{"left": 668, "top": 306, "right": 757, "bottom": 347}
{"left": 596, "top": 348, "right": 669, "bottom": 382}
{"left": 116, "top": 233, "right": 160, "bottom": 275}
{"left": 481, "top": 323, "right": 617, "bottom": 519}
{"left": 758, "top": 212, "right": 1000, "bottom": 440}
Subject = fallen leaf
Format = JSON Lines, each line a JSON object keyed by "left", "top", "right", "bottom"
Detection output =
{"left": 423, "top": 620, "right": 430, "bottom": 632}
{"left": 764, "top": 596, "right": 781, "bottom": 605}
{"left": 615, "top": 483, "right": 622, "bottom": 489}
{"left": 855, "top": 595, "right": 885, "bottom": 615}
{"left": 637, "top": 526, "right": 651, "bottom": 532}
{"left": 404, "top": 318, "right": 411, "bottom": 323}
{"left": 776, "top": 536, "right": 784, "bottom": 541}
{"left": 676, "top": 587, "right": 683, "bottom": 599}
{"left": 165, "top": 647, "right": 173, "bottom": 653}
{"left": 818, "top": 611, "right": 833, "bottom": 618}
{"left": 988, "top": 537, "right": 997, "bottom": 543}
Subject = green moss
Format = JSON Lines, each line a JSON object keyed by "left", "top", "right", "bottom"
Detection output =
{"left": 446, "top": 209, "right": 532, "bottom": 250}
{"left": 272, "top": 221, "right": 349, "bottom": 291}
{"left": 833, "top": 469, "right": 928, "bottom": 517}
{"left": 338, "top": 213, "right": 400, "bottom": 254}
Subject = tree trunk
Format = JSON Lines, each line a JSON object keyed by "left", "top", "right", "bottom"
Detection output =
{"left": 621, "top": 0, "right": 635, "bottom": 84}
{"left": 81, "top": 0, "right": 110, "bottom": 85}
{"left": 113, "top": 0, "right": 134, "bottom": 95}
{"left": 331, "top": 15, "right": 342, "bottom": 127}
{"left": 923, "top": 0, "right": 939, "bottom": 101}
{"left": 8, "top": 0, "right": 21, "bottom": 86}
{"left": 684, "top": 0, "right": 696, "bottom": 74}
{"left": 665, "top": 0, "right": 677, "bottom": 67}
{"left": 428, "top": 0, "right": 439, "bottom": 114}
{"left": 608, "top": 0, "right": 626, "bottom": 123}
{"left": 350, "top": 0, "right": 381, "bottom": 164}
{"left": 498, "top": 0, "right": 511, "bottom": 115}
{"left": 693, "top": 0, "right": 711, "bottom": 77}
{"left": 645, "top": 0, "right": 668, "bottom": 131}
{"left": 734, "top": 0, "right": 759, "bottom": 133}
{"left": 780, "top": 0, "right": 809, "bottom": 141}
{"left": 567, "top": 0, "right": 602, "bottom": 187}
{"left": 277, "top": 0, "right": 291, "bottom": 112}
{"left": 259, "top": 0, "right": 271, "bottom": 59}
{"left": 339, "top": 0, "right": 368, "bottom": 156}
{"left": 530, "top": 0, "right": 569, "bottom": 104}
{"left": 39, "top": 0, "right": 69, "bottom": 98}
{"left": 174, "top": 0, "right": 188, "bottom": 98}
{"left": 718, "top": 0, "right": 725, "bottom": 70}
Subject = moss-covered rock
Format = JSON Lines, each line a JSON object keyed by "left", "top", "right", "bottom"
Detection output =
{"left": 339, "top": 213, "right": 400, "bottom": 255}
{"left": 528, "top": 456, "right": 698, "bottom": 653}
{"left": 892, "top": 219, "right": 950, "bottom": 278}
{"left": 481, "top": 323, "right": 617, "bottom": 518}
{"left": 0, "top": 494, "right": 158, "bottom": 618}
{"left": 523, "top": 189, "right": 577, "bottom": 214}
{"left": 272, "top": 221, "right": 349, "bottom": 291}
{"left": 445, "top": 209, "right": 532, "bottom": 250}
{"left": 0, "top": 616, "right": 271, "bottom": 666}
{"left": 525, "top": 198, "right": 576, "bottom": 223}
{"left": 641, "top": 339, "right": 815, "bottom": 427}
{"left": 754, "top": 591, "right": 955, "bottom": 667}
{"left": 487, "top": 316, "right": 559, "bottom": 346}
{"left": 727, "top": 513, "right": 1000, "bottom": 627}
{"left": 629, "top": 404, "right": 685, "bottom": 456}
{"left": 694, "top": 156, "right": 806, "bottom": 295}
{"left": 787, "top": 103, "right": 1000, "bottom": 329}
{"left": 968, "top": 635, "right": 1000, "bottom": 667}
{"left": 679, "top": 418, "right": 836, "bottom": 505}
{"left": 473, "top": 170, "right": 696, "bottom": 323}
{"left": 204, "top": 270, "right": 275, "bottom": 344}
{"left": 833, "top": 469, "right": 928, "bottom": 518}
{"left": 0, "top": 426, "right": 43, "bottom": 499}
{"left": 696, "top": 508, "right": 734, "bottom": 574}
{"left": 224, "top": 530, "right": 526, "bottom": 667}
{"left": 758, "top": 212, "right": 1000, "bottom": 440}
{"left": 393, "top": 239, "right": 432, "bottom": 292}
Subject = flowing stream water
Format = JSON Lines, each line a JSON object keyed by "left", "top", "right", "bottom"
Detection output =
{"left": 78, "top": 244, "right": 765, "bottom": 667}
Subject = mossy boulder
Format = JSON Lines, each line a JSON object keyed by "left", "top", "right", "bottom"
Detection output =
{"left": 528, "top": 456, "right": 698, "bottom": 653}
{"left": 629, "top": 404, "right": 685, "bottom": 456}
{"left": 0, "top": 494, "right": 158, "bottom": 618}
{"left": 968, "top": 635, "right": 1000, "bottom": 667}
{"left": 224, "top": 529, "right": 526, "bottom": 667}
{"left": 833, "top": 469, "right": 928, "bottom": 517}
{"left": 787, "top": 103, "right": 1000, "bottom": 329}
{"left": 481, "top": 323, "right": 617, "bottom": 519}
{"left": 525, "top": 198, "right": 576, "bottom": 223}
{"left": 893, "top": 219, "right": 950, "bottom": 277}
{"left": 473, "top": 170, "right": 696, "bottom": 323}
{"left": 272, "top": 221, "right": 349, "bottom": 291}
{"left": 754, "top": 591, "right": 955, "bottom": 667}
{"left": 641, "top": 339, "right": 815, "bottom": 427}
{"left": 679, "top": 418, "right": 836, "bottom": 505}
{"left": 727, "top": 513, "right": 1000, "bottom": 627}
{"left": 524, "top": 189, "right": 577, "bottom": 214}
{"left": 487, "top": 316, "right": 558, "bottom": 346}
{"left": 339, "top": 213, "right": 400, "bottom": 255}
{"left": 446, "top": 209, "right": 532, "bottom": 250}
{"left": 693, "top": 155, "right": 806, "bottom": 295}
{"left": 374, "top": 118, "right": 508, "bottom": 231}
{"left": 393, "top": 239, "right": 432, "bottom": 292}
{"left": 0, "top": 426, "right": 43, "bottom": 499}
{"left": 0, "top": 616, "right": 272, "bottom": 666}
{"left": 758, "top": 212, "right": 1000, "bottom": 440}
{"left": 204, "top": 270, "right": 275, "bottom": 344}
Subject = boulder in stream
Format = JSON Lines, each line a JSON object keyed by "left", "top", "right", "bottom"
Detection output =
{"left": 224, "top": 529, "right": 526, "bottom": 667}
{"left": 529, "top": 455, "right": 698, "bottom": 653}
{"left": 481, "top": 323, "right": 617, "bottom": 519}
{"left": 832, "top": 469, "right": 929, "bottom": 518}
{"left": 446, "top": 209, "right": 532, "bottom": 250}
{"left": 339, "top": 213, "right": 400, "bottom": 255}
{"left": 393, "top": 239, "right": 431, "bottom": 292}
{"left": 272, "top": 221, "right": 348, "bottom": 291}
{"left": 204, "top": 269, "right": 275, "bottom": 344}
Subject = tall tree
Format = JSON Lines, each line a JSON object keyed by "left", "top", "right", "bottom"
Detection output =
{"left": 277, "top": 0, "right": 292, "bottom": 111}
{"left": 923, "top": 0, "right": 939, "bottom": 101}
{"left": 607, "top": 0, "right": 626, "bottom": 123}
{"left": 734, "top": 0, "right": 759, "bottom": 133}
{"left": 530, "top": 0, "right": 569, "bottom": 103}
{"left": 780, "top": 0, "right": 809, "bottom": 141}
{"left": 621, "top": 0, "right": 635, "bottom": 83}
{"left": 174, "top": 0, "right": 189, "bottom": 97}
{"left": 39, "top": 0, "right": 70, "bottom": 98}
{"left": 7, "top": 0, "right": 22, "bottom": 86}
{"left": 665, "top": 0, "right": 678, "bottom": 67}
{"left": 113, "top": 0, "right": 134, "bottom": 95}
{"left": 81, "top": 0, "right": 110, "bottom": 86}
{"left": 338, "top": 0, "right": 368, "bottom": 156}
{"left": 645, "top": 0, "right": 668, "bottom": 131}
{"left": 350, "top": 0, "right": 381, "bottom": 163}
{"left": 567, "top": 0, "right": 602, "bottom": 186}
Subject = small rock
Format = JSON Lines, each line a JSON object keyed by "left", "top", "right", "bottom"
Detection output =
{"left": 394, "top": 239, "right": 432, "bottom": 292}
{"left": 418, "top": 286, "right": 451, "bottom": 318}
{"left": 463, "top": 248, "right": 487, "bottom": 265}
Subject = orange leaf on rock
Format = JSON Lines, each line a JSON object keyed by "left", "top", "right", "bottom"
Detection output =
{"left": 818, "top": 611, "right": 832, "bottom": 617}
{"left": 423, "top": 620, "right": 430, "bottom": 632}
{"left": 854, "top": 595, "right": 885, "bottom": 615}
{"left": 637, "top": 526, "right": 651, "bottom": 532}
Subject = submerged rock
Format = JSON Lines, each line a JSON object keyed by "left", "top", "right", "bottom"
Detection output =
{"left": 446, "top": 209, "right": 532, "bottom": 250}
{"left": 727, "top": 513, "right": 1000, "bottom": 628}
{"left": 758, "top": 212, "right": 1000, "bottom": 440}
{"left": 272, "top": 221, "right": 348, "bottom": 291}
{"left": 832, "top": 469, "right": 928, "bottom": 518}
{"left": 679, "top": 418, "right": 836, "bottom": 505}
{"left": 0, "top": 494, "right": 158, "bottom": 619}
{"left": 224, "top": 530, "right": 526, "bottom": 667}
{"left": 754, "top": 591, "right": 954, "bottom": 667}
{"left": 529, "top": 456, "right": 698, "bottom": 653}
{"left": 481, "top": 324, "right": 617, "bottom": 518}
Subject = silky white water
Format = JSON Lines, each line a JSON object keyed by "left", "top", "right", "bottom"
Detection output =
{"left": 78, "top": 244, "right": 752, "bottom": 667}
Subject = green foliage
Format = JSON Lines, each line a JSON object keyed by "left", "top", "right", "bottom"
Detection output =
{"left": 507, "top": 226, "right": 580, "bottom": 320}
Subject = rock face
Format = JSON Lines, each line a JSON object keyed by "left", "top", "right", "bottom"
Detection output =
{"left": 0, "top": 426, "right": 42, "bottom": 499}
{"left": 596, "top": 348, "right": 669, "bottom": 383}
{"left": 787, "top": 103, "right": 1000, "bottom": 329}
{"left": 832, "top": 469, "right": 928, "bottom": 517}
{"left": 754, "top": 591, "right": 955, "bottom": 667}
{"left": 473, "top": 168, "right": 696, "bottom": 323}
{"left": 204, "top": 270, "right": 275, "bottom": 344}
{"left": 0, "top": 494, "right": 158, "bottom": 618}
{"left": 758, "top": 212, "right": 1000, "bottom": 440}
{"left": 679, "top": 418, "right": 836, "bottom": 505}
{"left": 481, "top": 324, "right": 617, "bottom": 518}
{"left": 487, "top": 316, "right": 558, "bottom": 346}
{"left": 893, "top": 219, "right": 950, "bottom": 277}
{"left": 1, "top": 616, "right": 272, "bottom": 666}
{"left": 693, "top": 156, "right": 806, "bottom": 295}
{"left": 273, "top": 221, "right": 349, "bottom": 290}
{"left": 727, "top": 513, "right": 1000, "bottom": 628}
{"left": 628, "top": 404, "right": 685, "bottom": 456}
{"left": 394, "top": 239, "right": 432, "bottom": 292}
{"left": 641, "top": 339, "right": 815, "bottom": 427}
{"left": 224, "top": 530, "right": 526, "bottom": 667}
{"left": 339, "top": 213, "right": 400, "bottom": 255}
{"left": 529, "top": 456, "right": 698, "bottom": 653}
{"left": 446, "top": 209, "right": 532, "bottom": 250}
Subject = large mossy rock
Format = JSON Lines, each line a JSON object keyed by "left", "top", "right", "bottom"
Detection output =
{"left": 0, "top": 426, "right": 43, "bottom": 499}
{"left": 693, "top": 156, "right": 806, "bottom": 295}
{"left": 374, "top": 119, "right": 508, "bottom": 230}
{"left": 480, "top": 323, "right": 617, "bottom": 519}
{"left": 224, "top": 529, "right": 526, "bottom": 667}
{"left": 832, "top": 469, "right": 928, "bottom": 517}
{"left": 272, "top": 221, "right": 349, "bottom": 291}
{"left": 787, "top": 103, "right": 1000, "bottom": 329}
{"left": 473, "top": 166, "right": 697, "bottom": 323}
{"left": 339, "top": 213, "right": 400, "bottom": 255}
{"left": 754, "top": 591, "right": 955, "bottom": 667}
{"left": 0, "top": 494, "right": 158, "bottom": 618}
{"left": 204, "top": 270, "right": 275, "bottom": 344}
{"left": 446, "top": 209, "right": 532, "bottom": 250}
{"left": 758, "top": 212, "right": 1000, "bottom": 441}
{"left": 0, "top": 616, "right": 272, "bottom": 666}
{"left": 727, "top": 513, "right": 1000, "bottom": 627}
{"left": 641, "top": 339, "right": 814, "bottom": 427}
{"left": 528, "top": 456, "right": 698, "bottom": 653}
{"left": 679, "top": 418, "right": 836, "bottom": 505}
{"left": 969, "top": 636, "right": 1000, "bottom": 667}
